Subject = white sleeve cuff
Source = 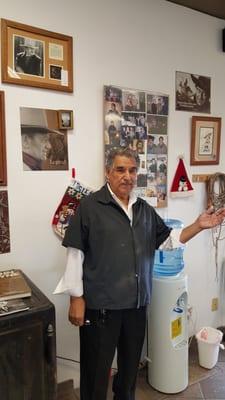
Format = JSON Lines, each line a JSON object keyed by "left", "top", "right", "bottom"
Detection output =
{"left": 159, "top": 228, "right": 184, "bottom": 250}
{"left": 53, "top": 247, "right": 84, "bottom": 297}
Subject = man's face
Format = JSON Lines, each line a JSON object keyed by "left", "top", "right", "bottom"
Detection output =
{"left": 23, "top": 133, "right": 51, "bottom": 160}
{"left": 106, "top": 155, "right": 137, "bottom": 200}
{"left": 137, "top": 141, "right": 143, "bottom": 151}
{"left": 25, "top": 46, "right": 35, "bottom": 56}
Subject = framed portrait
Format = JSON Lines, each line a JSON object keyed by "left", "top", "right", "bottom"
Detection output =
{"left": 58, "top": 110, "right": 73, "bottom": 130}
{"left": 1, "top": 19, "right": 73, "bottom": 92}
{"left": 190, "top": 116, "right": 221, "bottom": 165}
{"left": 0, "top": 91, "right": 7, "bottom": 186}
{"left": 20, "top": 107, "right": 69, "bottom": 171}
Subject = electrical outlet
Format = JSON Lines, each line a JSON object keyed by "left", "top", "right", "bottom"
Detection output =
{"left": 211, "top": 297, "right": 219, "bottom": 311}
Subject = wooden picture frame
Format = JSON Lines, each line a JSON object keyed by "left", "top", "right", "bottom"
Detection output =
{"left": 190, "top": 116, "right": 221, "bottom": 165}
{"left": 1, "top": 18, "right": 73, "bottom": 92}
{"left": 58, "top": 110, "right": 73, "bottom": 130}
{"left": 0, "top": 91, "right": 7, "bottom": 186}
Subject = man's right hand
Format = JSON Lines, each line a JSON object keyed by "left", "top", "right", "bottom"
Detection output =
{"left": 68, "top": 296, "right": 85, "bottom": 327}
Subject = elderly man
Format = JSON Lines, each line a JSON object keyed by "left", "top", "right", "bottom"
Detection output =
{"left": 21, "top": 125, "right": 52, "bottom": 170}
{"left": 55, "top": 147, "right": 225, "bottom": 400}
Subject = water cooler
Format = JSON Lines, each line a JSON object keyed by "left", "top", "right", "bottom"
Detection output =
{"left": 148, "top": 219, "right": 188, "bottom": 394}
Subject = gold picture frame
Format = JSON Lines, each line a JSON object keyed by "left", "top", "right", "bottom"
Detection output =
{"left": 1, "top": 18, "right": 73, "bottom": 92}
{"left": 0, "top": 91, "right": 7, "bottom": 186}
{"left": 58, "top": 110, "right": 74, "bottom": 130}
{"left": 190, "top": 116, "right": 221, "bottom": 165}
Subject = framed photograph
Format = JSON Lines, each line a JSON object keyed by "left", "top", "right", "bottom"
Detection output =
{"left": 176, "top": 71, "right": 210, "bottom": 113}
{"left": 20, "top": 107, "right": 69, "bottom": 171}
{"left": 0, "top": 91, "right": 7, "bottom": 186}
{"left": 1, "top": 18, "right": 73, "bottom": 92}
{"left": 190, "top": 116, "right": 221, "bottom": 165}
{"left": 58, "top": 110, "right": 73, "bottom": 129}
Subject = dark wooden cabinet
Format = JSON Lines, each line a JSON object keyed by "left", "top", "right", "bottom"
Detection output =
{"left": 0, "top": 272, "right": 57, "bottom": 400}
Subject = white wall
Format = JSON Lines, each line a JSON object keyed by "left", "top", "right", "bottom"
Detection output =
{"left": 1, "top": 0, "right": 225, "bottom": 383}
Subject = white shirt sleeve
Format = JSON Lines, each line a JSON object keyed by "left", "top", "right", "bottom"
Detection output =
{"left": 159, "top": 228, "right": 184, "bottom": 250}
{"left": 53, "top": 247, "right": 84, "bottom": 297}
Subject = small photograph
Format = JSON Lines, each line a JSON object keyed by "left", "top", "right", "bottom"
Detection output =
{"left": 157, "top": 173, "right": 167, "bottom": 185}
{"left": 147, "top": 135, "right": 157, "bottom": 154}
{"left": 135, "top": 125, "right": 147, "bottom": 140}
{"left": 133, "top": 139, "right": 147, "bottom": 155}
{"left": 139, "top": 154, "right": 147, "bottom": 174}
{"left": 104, "top": 86, "right": 122, "bottom": 103}
{"left": 147, "top": 172, "right": 157, "bottom": 186}
{"left": 121, "top": 113, "right": 136, "bottom": 127}
{"left": 137, "top": 173, "right": 147, "bottom": 187}
{"left": 134, "top": 187, "right": 147, "bottom": 199}
{"left": 0, "top": 191, "right": 10, "bottom": 254}
{"left": 20, "top": 107, "right": 69, "bottom": 171}
{"left": 121, "top": 112, "right": 146, "bottom": 127}
{"left": 123, "top": 90, "right": 141, "bottom": 112}
{"left": 138, "top": 92, "right": 146, "bottom": 113}
{"left": 105, "top": 102, "right": 122, "bottom": 138}
{"left": 147, "top": 115, "right": 167, "bottom": 135}
{"left": 105, "top": 119, "right": 121, "bottom": 146}
{"left": 14, "top": 35, "right": 44, "bottom": 77}
{"left": 157, "top": 156, "right": 167, "bottom": 176}
{"left": 147, "top": 155, "right": 157, "bottom": 175}
{"left": 146, "top": 185, "right": 157, "bottom": 198}
{"left": 58, "top": 110, "right": 73, "bottom": 129}
{"left": 135, "top": 113, "right": 146, "bottom": 127}
{"left": 147, "top": 155, "right": 157, "bottom": 176}
{"left": 157, "top": 156, "right": 167, "bottom": 185}
{"left": 49, "top": 64, "right": 62, "bottom": 80}
{"left": 176, "top": 71, "right": 210, "bottom": 113}
{"left": 157, "top": 184, "right": 167, "bottom": 206}
{"left": 105, "top": 101, "right": 122, "bottom": 116}
{"left": 147, "top": 94, "right": 168, "bottom": 115}
{"left": 120, "top": 125, "right": 135, "bottom": 147}
{"left": 155, "top": 135, "right": 168, "bottom": 155}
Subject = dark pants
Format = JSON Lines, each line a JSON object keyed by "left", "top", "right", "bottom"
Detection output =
{"left": 79, "top": 307, "right": 146, "bottom": 400}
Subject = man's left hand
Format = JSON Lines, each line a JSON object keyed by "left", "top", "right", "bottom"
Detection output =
{"left": 198, "top": 207, "right": 225, "bottom": 229}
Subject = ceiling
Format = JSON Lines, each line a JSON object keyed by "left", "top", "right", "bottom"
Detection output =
{"left": 166, "top": 0, "right": 225, "bottom": 20}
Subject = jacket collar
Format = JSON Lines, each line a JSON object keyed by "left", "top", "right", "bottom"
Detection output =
{"left": 95, "top": 184, "right": 140, "bottom": 206}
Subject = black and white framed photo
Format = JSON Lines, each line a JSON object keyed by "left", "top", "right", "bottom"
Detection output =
{"left": 58, "top": 110, "right": 74, "bottom": 130}
{"left": 176, "top": 71, "right": 211, "bottom": 113}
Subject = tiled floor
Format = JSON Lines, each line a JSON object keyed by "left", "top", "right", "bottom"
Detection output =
{"left": 58, "top": 329, "right": 225, "bottom": 400}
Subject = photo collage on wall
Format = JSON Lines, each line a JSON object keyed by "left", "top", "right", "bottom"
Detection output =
{"left": 104, "top": 85, "right": 169, "bottom": 207}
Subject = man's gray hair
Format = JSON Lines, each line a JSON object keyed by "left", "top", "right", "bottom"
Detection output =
{"left": 105, "top": 147, "right": 140, "bottom": 170}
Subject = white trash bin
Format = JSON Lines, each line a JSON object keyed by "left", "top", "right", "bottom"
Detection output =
{"left": 196, "top": 327, "right": 224, "bottom": 369}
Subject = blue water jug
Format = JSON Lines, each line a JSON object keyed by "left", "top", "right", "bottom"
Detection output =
{"left": 153, "top": 219, "right": 184, "bottom": 277}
